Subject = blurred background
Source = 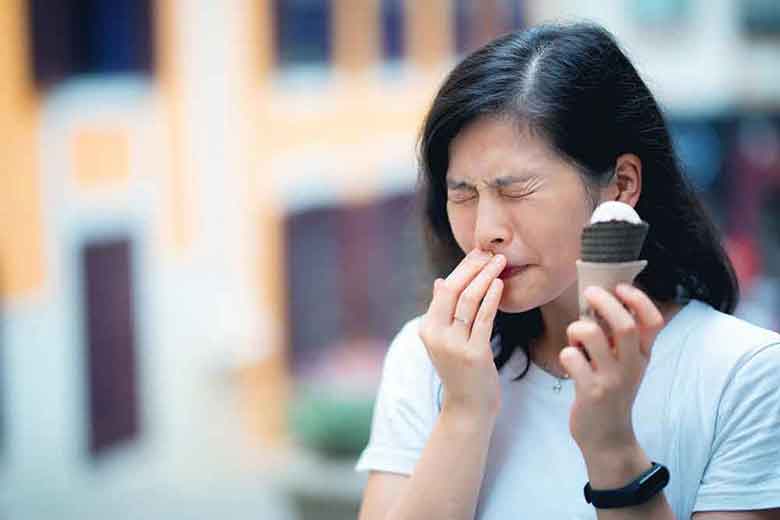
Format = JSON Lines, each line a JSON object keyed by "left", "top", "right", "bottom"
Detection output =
{"left": 0, "top": 0, "right": 778, "bottom": 518}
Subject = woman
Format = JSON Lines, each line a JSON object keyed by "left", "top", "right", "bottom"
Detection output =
{"left": 355, "top": 23, "right": 780, "bottom": 519}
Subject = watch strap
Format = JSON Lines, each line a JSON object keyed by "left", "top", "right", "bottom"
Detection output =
{"left": 584, "top": 462, "right": 670, "bottom": 509}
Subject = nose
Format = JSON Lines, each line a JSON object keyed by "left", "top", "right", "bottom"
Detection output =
{"left": 474, "top": 198, "right": 511, "bottom": 252}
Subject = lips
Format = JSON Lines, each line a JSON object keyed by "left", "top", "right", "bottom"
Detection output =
{"left": 498, "top": 265, "right": 526, "bottom": 280}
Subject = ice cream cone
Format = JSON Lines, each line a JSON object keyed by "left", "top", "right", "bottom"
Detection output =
{"left": 576, "top": 259, "right": 647, "bottom": 319}
{"left": 580, "top": 221, "right": 649, "bottom": 263}
{"left": 578, "top": 202, "right": 650, "bottom": 321}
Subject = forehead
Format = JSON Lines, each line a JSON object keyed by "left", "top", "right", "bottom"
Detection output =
{"left": 447, "top": 117, "right": 561, "bottom": 182}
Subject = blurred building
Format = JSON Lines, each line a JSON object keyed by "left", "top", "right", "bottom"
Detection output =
{"left": 0, "top": 1, "right": 778, "bottom": 519}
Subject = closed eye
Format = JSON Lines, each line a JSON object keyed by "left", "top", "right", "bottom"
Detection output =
{"left": 447, "top": 194, "right": 477, "bottom": 204}
{"left": 447, "top": 187, "right": 478, "bottom": 203}
{"left": 502, "top": 190, "right": 533, "bottom": 199}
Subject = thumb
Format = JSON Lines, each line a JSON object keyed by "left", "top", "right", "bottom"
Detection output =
{"left": 560, "top": 346, "right": 593, "bottom": 388}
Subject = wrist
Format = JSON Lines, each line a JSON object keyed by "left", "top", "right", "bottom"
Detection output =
{"left": 440, "top": 401, "right": 498, "bottom": 433}
{"left": 582, "top": 441, "right": 652, "bottom": 490}
{"left": 441, "top": 389, "right": 500, "bottom": 423}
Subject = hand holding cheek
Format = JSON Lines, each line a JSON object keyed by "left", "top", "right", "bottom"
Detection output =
{"left": 560, "top": 284, "right": 665, "bottom": 455}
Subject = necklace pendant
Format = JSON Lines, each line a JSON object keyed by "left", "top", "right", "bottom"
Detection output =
{"left": 553, "top": 380, "right": 562, "bottom": 393}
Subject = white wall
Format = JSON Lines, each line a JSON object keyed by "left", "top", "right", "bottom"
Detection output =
{"left": 526, "top": 0, "right": 780, "bottom": 114}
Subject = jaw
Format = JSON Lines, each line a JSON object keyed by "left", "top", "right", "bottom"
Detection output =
{"left": 499, "top": 272, "right": 580, "bottom": 323}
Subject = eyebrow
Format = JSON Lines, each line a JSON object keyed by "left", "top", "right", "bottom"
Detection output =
{"left": 446, "top": 174, "right": 537, "bottom": 190}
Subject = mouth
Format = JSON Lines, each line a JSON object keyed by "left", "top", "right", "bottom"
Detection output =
{"left": 498, "top": 265, "right": 527, "bottom": 280}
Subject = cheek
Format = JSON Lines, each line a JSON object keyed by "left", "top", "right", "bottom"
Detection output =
{"left": 563, "top": 223, "right": 585, "bottom": 258}
{"left": 536, "top": 212, "right": 585, "bottom": 266}
{"left": 447, "top": 209, "right": 474, "bottom": 251}
{"left": 552, "top": 197, "right": 590, "bottom": 249}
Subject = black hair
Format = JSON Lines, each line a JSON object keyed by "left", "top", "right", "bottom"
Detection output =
{"left": 417, "top": 22, "right": 739, "bottom": 379}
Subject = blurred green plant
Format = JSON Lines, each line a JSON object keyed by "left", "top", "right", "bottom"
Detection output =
{"left": 289, "top": 385, "right": 375, "bottom": 459}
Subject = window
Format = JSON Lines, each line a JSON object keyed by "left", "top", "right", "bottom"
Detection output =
{"left": 454, "top": 0, "right": 524, "bottom": 56}
{"left": 285, "top": 206, "right": 344, "bottom": 372}
{"left": 630, "top": 0, "right": 691, "bottom": 26}
{"left": 275, "top": 0, "right": 332, "bottom": 66}
{"left": 82, "top": 238, "right": 140, "bottom": 457}
{"left": 668, "top": 118, "right": 727, "bottom": 224}
{"left": 759, "top": 187, "right": 780, "bottom": 279}
{"left": 28, "top": 0, "right": 154, "bottom": 87}
{"left": 741, "top": 0, "right": 780, "bottom": 37}
{"left": 381, "top": 0, "right": 404, "bottom": 61}
{"left": 284, "top": 192, "right": 424, "bottom": 376}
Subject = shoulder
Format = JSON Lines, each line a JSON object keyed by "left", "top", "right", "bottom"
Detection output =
{"left": 668, "top": 299, "right": 780, "bottom": 364}
{"left": 381, "top": 315, "right": 435, "bottom": 381}
{"left": 386, "top": 315, "right": 426, "bottom": 358}
{"left": 653, "top": 300, "right": 780, "bottom": 399}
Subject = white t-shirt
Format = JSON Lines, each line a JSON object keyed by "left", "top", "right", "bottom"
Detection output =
{"left": 355, "top": 300, "right": 780, "bottom": 519}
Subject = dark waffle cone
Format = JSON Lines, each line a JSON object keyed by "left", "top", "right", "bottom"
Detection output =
{"left": 580, "top": 221, "right": 649, "bottom": 263}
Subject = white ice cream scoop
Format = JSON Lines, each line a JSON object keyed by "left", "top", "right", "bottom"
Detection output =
{"left": 589, "top": 201, "right": 642, "bottom": 225}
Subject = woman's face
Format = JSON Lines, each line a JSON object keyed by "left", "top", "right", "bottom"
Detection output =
{"left": 446, "top": 117, "right": 596, "bottom": 313}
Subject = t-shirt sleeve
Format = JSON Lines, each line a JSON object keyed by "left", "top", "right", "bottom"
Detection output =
{"left": 693, "top": 341, "right": 780, "bottom": 512}
{"left": 354, "top": 318, "right": 440, "bottom": 476}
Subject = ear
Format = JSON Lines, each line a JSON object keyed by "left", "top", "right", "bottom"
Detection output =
{"left": 601, "top": 153, "right": 642, "bottom": 207}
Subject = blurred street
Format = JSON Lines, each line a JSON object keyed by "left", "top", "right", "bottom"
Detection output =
{"left": 1, "top": 1, "right": 778, "bottom": 519}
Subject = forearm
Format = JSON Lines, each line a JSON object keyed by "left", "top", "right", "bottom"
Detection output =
{"left": 595, "top": 495, "right": 674, "bottom": 520}
{"left": 385, "top": 405, "right": 495, "bottom": 520}
{"left": 584, "top": 443, "right": 675, "bottom": 520}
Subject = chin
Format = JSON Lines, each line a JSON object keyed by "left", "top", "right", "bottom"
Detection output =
{"left": 498, "top": 278, "right": 575, "bottom": 315}
{"left": 497, "top": 292, "right": 542, "bottom": 314}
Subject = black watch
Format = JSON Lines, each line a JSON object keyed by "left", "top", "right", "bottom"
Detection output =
{"left": 584, "top": 462, "right": 669, "bottom": 509}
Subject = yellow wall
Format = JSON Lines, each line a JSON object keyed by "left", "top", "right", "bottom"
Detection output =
{"left": 334, "top": 0, "right": 380, "bottom": 72}
{"left": 0, "top": 0, "right": 44, "bottom": 300}
{"left": 156, "top": 0, "right": 195, "bottom": 254}
{"left": 244, "top": 0, "right": 292, "bottom": 449}
{"left": 244, "top": 0, "right": 454, "bottom": 449}
{"left": 73, "top": 128, "right": 131, "bottom": 187}
{"left": 242, "top": 0, "right": 450, "bottom": 448}
{"left": 408, "top": 0, "right": 453, "bottom": 69}
{"left": 257, "top": 0, "right": 274, "bottom": 78}
{"left": 0, "top": 0, "right": 453, "bottom": 454}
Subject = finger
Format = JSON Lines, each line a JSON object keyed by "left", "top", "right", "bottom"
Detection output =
{"left": 428, "top": 249, "right": 493, "bottom": 326}
{"left": 425, "top": 278, "right": 443, "bottom": 316}
{"left": 453, "top": 254, "right": 506, "bottom": 329}
{"left": 583, "top": 286, "right": 640, "bottom": 362}
{"left": 445, "top": 248, "right": 493, "bottom": 284}
{"left": 470, "top": 278, "right": 504, "bottom": 346}
{"left": 566, "top": 319, "right": 616, "bottom": 372}
{"left": 559, "top": 346, "right": 593, "bottom": 388}
{"left": 614, "top": 284, "right": 665, "bottom": 357}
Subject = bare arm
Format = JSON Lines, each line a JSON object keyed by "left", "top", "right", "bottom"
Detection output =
{"left": 693, "top": 510, "right": 780, "bottom": 520}
{"left": 359, "top": 405, "right": 495, "bottom": 520}
{"left": 584, "top": 443, "right": 675, "bottom": 520}
{"left": 360, "top": 249, "right": 506, "bottom": 520}
{"left": 358, "top": 473, "right": 408, "bottom": 520}
{"left": 567, "top": 287, "right": 780, "bottom": 520}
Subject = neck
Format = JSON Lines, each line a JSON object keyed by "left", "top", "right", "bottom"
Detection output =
{"left": 531, "top": 282, "right": 682, "bottom": 376}
{"left": 531, "top": 283, "right": 580, "bottom": 374}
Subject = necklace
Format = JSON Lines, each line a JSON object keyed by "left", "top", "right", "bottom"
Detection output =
{"left": 539, "top": 360, "right": 570, "bottom": 393}
{"left": 529, "top": 338, "right": 570, "bottom": 393}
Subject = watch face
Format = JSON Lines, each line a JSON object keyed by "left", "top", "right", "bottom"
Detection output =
{"left": 640, "top": 464, "right": 670, "bottom": 489}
